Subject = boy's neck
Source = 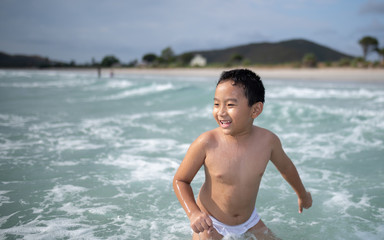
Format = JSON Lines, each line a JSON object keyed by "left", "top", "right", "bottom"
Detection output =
{"left": 223, "top": 125, "right": 255, "bottom": 141}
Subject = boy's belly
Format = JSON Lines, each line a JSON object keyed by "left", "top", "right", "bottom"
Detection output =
{"left": 198, "top": 182, "right": 259, "bottom": 226}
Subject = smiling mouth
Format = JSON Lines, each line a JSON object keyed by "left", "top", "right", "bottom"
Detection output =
{"left": 219, "top": 120, "right": 232, "bottom": 128}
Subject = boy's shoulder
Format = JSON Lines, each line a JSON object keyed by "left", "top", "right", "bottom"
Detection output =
{"left": 252, "top": 126, "right": 280, "bottom": 144}
{"left": 253, "top": 125, "right": 276, "bottom": 136}
{"left": 196, "top": 128, "right": 220, "bottom": 143}
{"left": 191, "top": 128, "right": 222, "bottom": 149}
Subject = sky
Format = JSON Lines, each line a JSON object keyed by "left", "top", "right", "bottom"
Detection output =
{"left": 1, "top": 0, "right": 384, "bottom": 64}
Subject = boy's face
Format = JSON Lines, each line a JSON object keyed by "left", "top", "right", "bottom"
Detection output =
{"left": 213, "top": 80, "right": 257, "bottom": 136}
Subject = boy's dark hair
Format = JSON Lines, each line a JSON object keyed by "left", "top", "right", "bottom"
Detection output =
{"left": 217, "top": 69, "right": 265, "bottom": 106}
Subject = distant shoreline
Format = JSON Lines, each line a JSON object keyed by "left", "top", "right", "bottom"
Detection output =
{"left": 106, "top": 67, "right": 384, "bottom": 83}
{"left": 2, "top": 67, "right": 384, "bottom": 82}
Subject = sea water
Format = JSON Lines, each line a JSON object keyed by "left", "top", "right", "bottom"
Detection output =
{"left": 0, "top": 69, "right": 383, "bottom": 240}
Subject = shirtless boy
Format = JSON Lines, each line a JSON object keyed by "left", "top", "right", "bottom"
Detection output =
{"left": 173, "top": 69, "right": 312, "bottom": 239}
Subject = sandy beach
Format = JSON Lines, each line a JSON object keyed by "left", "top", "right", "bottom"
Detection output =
{"left": 24, "top": 67, "right": 384, "bottom": 83}
{"left": 104, "top": 67, "right": 384, "bottom": 82}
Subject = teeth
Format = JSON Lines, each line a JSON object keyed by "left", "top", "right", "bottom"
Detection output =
{"left": 220, "top": 120, "right": 231, "bottom": 124}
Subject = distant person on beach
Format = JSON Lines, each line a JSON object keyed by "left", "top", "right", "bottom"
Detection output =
{"left": 173, "top": 69, "right": 312, "bottom": 239}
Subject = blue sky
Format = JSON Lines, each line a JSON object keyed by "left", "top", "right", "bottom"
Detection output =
{"left": 1, "top": 0, "right": 383, "bottom": 63}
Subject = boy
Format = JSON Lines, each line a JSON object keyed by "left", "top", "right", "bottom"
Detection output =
{"left": 173, "top": 69, "right": 312, "bottom": 239}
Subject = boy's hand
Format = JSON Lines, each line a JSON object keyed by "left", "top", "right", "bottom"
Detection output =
{"left": 298, "top": 192, "right": 312, "bottom": 213}
{"left": 189, "top": 211, "right": 214, "bottom": 234}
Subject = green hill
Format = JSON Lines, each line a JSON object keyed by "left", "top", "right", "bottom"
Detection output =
{"left": 0, "top": 52, "right": 66, "bottom": 68}
{"left": 1, "top": 39, "right": 354, "bottom": 68}
{"left": 185, "top": 39, "right": 353, "bottom": 64}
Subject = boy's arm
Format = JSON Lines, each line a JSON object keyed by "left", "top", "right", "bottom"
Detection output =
{"left": 270, "top": 134, "right": 312, "bottom": 213}
{"left": 173, "top": 134, "right": 213, "bottom": 234}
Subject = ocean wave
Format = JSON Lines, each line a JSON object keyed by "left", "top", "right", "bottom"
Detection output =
{"left": 0, "top": 78, "right": 97, "bottom": 89}
{"left": 0, "top": 70, "right": 33, "bottom": 78}
{"left": 104, "top": 79, "right": 134, "bottom": 89}
{"left": 0, "top": 217, "right": 95, "bottom": 240}
{"left": 120, "top": 138, "right": 181, "bottom": 155}
{"left": 1, "top": 71, "right": 384, "bottom": 240}
{"left": 263, "top": 99, "right": 384, "bottom": 162}
{"left": 268, "top": 86, "right": 384, "bottom": 100}
{"left": 323, "top": 191, "right": 371, "bottom": 214}
{"left": 82, "top": 79, "right": 134, "bottom": 91}
{"left": 46, "top": 184, "right": 88, "bottom": 202}
{"left": 98, "top": 154, "right": 179, "bottom": 182}
{"left": 0, "top": 114, "right": 37, "bottom": 128}
{"left": 52, "top": 137, "right": 104, "bottom": 152}
{"left": 0, "top": 191, "right": 12, "bottom": 207}
{"left": 85, "top": 82, "right": 176, "bottom": 102}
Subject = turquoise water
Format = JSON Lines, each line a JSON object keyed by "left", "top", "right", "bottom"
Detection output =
{"left": 0, "top": 69, "right": 383, "bottom": 239}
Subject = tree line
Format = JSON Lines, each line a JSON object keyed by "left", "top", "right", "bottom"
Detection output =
{"left": 95, "top": 47, "right": 193, "bottom": 68}
{"left": 359, "top": 36, "right": 383, "bottom": 61}
{"left": 85, "top": 35, "right": 384, "bottom": 68}
{"left": 299, "top": 36, "right": 383, "bottom": 68}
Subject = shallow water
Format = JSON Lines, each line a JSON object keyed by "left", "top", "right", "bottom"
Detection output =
{"left": 0, "top": 70, "right": 383, "bottom": 239}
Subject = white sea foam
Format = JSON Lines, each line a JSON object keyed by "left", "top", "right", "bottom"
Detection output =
{"left": 0, "top": 78, "right": 96, "bottom": 88}
{"left": 260, "top": 206, "right": 285, "bottom": 224}
{"left": 98, "top": 153, "right": 179, "bottom": 182}
{"left": 354, "top": 226, "right": 384, "bottom": 240}
{"left": 0, "top": 114, "right": 36, "bottom": 128}
{"left": 58, "top": 202, "right": 120, "bottom": 216}
{"left": 0, "top": 211, "right": 18, "bottom": 229}
{"left": 121, "top": 138, "right": 180, "bottom": 154}
{"left": 323, "top": 190, "right": 372, "bottom": 214}
{"left": 80, "top": 112, "right": 188, "bottom": 136}
{"left": 82, "top": 79, "right": 134, "bottom": 91}
{"left": 53, "top": 137, "right": 103, "bottom": 152}
{"left": 151, "top": 109, "right": 185, "bottom": 118}
{"left": 46, "top": 185, "right": 88, "bottom": 202}
{"left": 0, "top": 138, "right": 31, "bottom": 153}
{"left": 104, "top": 79, "right": 134, "bottom": 89}
{"left": 0, "top": 191, "right": 12, "bottom": 207}
{"left": 84, "top": 124, "right": 124, "bottom": 140}
{"left": 51, "top": 161, "right": 79, "bottom": 166}
{"left": 87, "top": 83, "right": 175, "bottom": 101}
{"left": 0, "top": 70, "right": 29, "bottom": 77}
{"left": 0, "top": 217, "right": 95, "bottom": 240}
{"left": 189, "top": 104, "right": 213, "bottom": 120}
{"left": 268, "top": 86, "right": 384, "bottom": 100}
{"left": 28, "top": 121, "right": 74, "bottom": 133}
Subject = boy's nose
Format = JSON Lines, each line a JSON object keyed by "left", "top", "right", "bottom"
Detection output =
{"left": 218, "top": 106, "right": 227, "bottom": 116}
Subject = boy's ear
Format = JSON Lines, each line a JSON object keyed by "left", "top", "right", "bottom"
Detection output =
{"left": 251, "top": 102, "right": 263, "bottom": 119}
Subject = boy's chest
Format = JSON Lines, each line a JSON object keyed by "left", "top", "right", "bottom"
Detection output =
{"left": 205, "top": 145, "right": 270, "bottom": 185}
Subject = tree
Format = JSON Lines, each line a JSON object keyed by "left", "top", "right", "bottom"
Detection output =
{"left": 231, "top": 53, "right": 243, "bottom": 64}
{"left": 126, "top": 59, "right": 138, "bottom": 67}
{"left": 161, "top": 47, "right": 175, "bottom": 63}
{"left": 302, "top": 53, "right": 317, "bottom": 68}
{"left": 101, "top": 55, "right": 120, "bottom": 67}
{"left": 69, "top": 60, "right": 76, "bottom": 67}
{"left": 142, "top": 53, "right": 158, "bottom": 64}
{"left": 377, "top": 48, "right": 384, "bottom": 64}
{"left": 179, "top": 53, "right": 194, "bottom": 66}
{"left": 359, "top": 36, "right": 378, "bottom": 60}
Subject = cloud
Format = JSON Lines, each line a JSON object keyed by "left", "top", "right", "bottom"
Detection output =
{"left": 356, "top": 19, "right": 384, "bottom": 43}
{"left": 1, "top": 0, "right": 382, "bottom": 62}
{"left": 359, "top": 0, "right": 384, "bottom": 15}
